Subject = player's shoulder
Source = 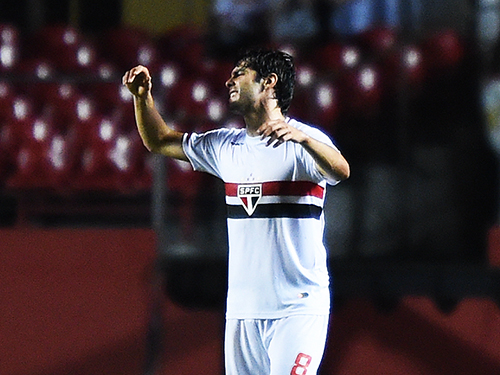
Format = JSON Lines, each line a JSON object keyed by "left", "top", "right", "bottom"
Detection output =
{"left": 202, "top": 126, "right": 245, "bottom": 142}
{"left": 191, "top": 126, "right": 243, "bottom": 138}
{"left": 287, "top": 117, "right": 332, "bottom": 142}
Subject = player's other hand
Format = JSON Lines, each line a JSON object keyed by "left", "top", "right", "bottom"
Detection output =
{"left": 257, "top": 119, "right": 308, "bottom": 147}
{"left": 122, "top": 65, "right": 152, "bottom": 99}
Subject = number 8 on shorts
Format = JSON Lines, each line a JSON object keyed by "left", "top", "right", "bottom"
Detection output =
{"left": 291, "top": 353, "right": 312, "bottom": 375}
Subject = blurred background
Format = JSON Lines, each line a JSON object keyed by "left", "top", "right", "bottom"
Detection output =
{"left": 2, "top": 0, "right": 500, "bottom": 374}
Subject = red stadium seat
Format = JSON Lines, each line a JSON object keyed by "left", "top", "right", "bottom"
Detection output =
{"left": 0, "top": 82, "right": 16, "bottom": 121}
{"left": 288, "top": 63, "right": 317, "bottom": 122}
{"left": 6, "top": 131, "right": 80, "bottom": 192}
{"left": 84, "top": 81, "right": 134, "bottom": 127}
{"left": 36, "top": 83, "right": 95, "bottom": 131}
{"left": 26, "top": 24, "right": 98, "bottom": 74}
{"left": 205, "top": 98, "right": 228, "bottom": 123}
{"left": 0, "top": 24, "right": 20, "bottom": 72}
{"left": 76, "top": 131, "right": 149, "bottom": 192}
{"left": 97, "top": 27, "right": 159, "bottom": 72}
{"left": 6, "top": 144, "right": 46, "bottom": 189}
{"left": 315, "top": 41, "right": 361, "bottom": 76}
{"left": 337, "top": 63, "right": 383, "bottom": 117}
{"left": 421, "top": 28, "right": 465, "bottom": 77}
{"left": 44, "top": 133, "right": 80, "bottom": 190}
{"left": 23, "top": 115, "right": 56, "bottom": 146}
{"left": 5, "top": 114, "right": 57, "bottom": 189}
{"left": 358, "top": 25, "right": 399, "bottom": 59}
{"left": 14, "top": 57, "right": 55, "bottom": 89}
{"left": 72, "top": 115, "right": 149, "bottom": 192}
{"left": 158, "top": 61, "right": 183, "bottom": 90}
{"left": 9, "top": 95, "right": 36, "bottom": 124}
{"left": 156, "top": 25, "right": 206, "bottom": 75}
{"left": 199, "top": 58, "right": 234, "bottom": 97}
{"left": 0, "top": 96, "right": 39, "bottom": 187}
{"left": 309, "top": 80, "right": 341, "bottom": 134}
{"left": 170, "top": 78, "right": 213, "bottom": 121}
{"left": 0, "top": 122, "right": 18, "bottom": 181}
{"left": 381, "top": 43, "right": 426, "bottom": 94}
{"left": 108, "top": 132, "right": 151, "bottom": 191}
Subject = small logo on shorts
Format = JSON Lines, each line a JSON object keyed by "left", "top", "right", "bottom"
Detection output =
{"left": 237, "top": 183, "right": 262, "bottom": 216}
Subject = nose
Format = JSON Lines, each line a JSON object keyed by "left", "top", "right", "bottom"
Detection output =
{"left": 225, "top": 77, "right": 234, "bottom": 88}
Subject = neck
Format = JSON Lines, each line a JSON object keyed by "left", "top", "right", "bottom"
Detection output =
{"left": 244, "top": 101, "right": 285, "bottom": 137}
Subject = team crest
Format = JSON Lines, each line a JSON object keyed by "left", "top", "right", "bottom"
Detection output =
{"left": 237, "top": 184, "right": 262, "bottom": 216}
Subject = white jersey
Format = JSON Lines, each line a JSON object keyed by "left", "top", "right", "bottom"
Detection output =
{"left": 182, "top": 118, "right": 340, "bottom": 319}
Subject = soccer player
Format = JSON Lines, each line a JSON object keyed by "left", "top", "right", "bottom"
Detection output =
{"left": 123, "top": 49, "right": 350, "bottom": 375}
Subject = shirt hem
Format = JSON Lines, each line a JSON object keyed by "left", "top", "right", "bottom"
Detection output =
{"left": 225, "top": 308, "right": 330, "bottom": 320}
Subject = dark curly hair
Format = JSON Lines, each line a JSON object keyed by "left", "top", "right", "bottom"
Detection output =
{"left": 235, "top": 49, "right": 296, "bottom": 115}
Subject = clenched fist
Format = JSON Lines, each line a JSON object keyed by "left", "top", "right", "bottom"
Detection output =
{"left": 122, "top": 65, "right": 152, "bottom": 99}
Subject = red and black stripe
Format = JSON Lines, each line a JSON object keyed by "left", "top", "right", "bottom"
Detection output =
{"left": 225, "top": 181, "right": 324, "bottom": 219}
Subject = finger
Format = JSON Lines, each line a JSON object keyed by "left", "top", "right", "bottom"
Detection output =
{"left": 266, "top": 130, "right": 284, "bottom": 146}
{"left": 257, "top": 120, "right": 280, "bottom": 135}
{"left": 123, "top": 71, "right": 134, "bottom": 85}
{"left": 259, "top": 127, "right": 273, "bottom": 140}
{"left": 273, "top": 134, "right": 291, "bottom": 147}
{"left": 126, "top": 66, "right": 145, "bottom": 83}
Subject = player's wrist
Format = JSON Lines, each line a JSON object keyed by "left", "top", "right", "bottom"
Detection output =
{"left": 298, "top": 133, "right": 311, "bottom": 145}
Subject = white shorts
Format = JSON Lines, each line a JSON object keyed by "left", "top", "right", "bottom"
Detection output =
{"left": 224, "top": 315, "right": 329, "bottom": 375}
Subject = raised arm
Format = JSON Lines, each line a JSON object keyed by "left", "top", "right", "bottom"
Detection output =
{"left": 122, "top": 65, "right": 188, "bottom": 161}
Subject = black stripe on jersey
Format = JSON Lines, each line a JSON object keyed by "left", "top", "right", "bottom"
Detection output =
{"left": 226, "top": 203, "right": 322, "bottom": 219}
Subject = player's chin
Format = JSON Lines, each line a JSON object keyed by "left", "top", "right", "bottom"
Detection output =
{"left": 228, "top": 100, "right": 244, "bottom": 114}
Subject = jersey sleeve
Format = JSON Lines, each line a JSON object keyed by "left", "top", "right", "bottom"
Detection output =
{"left": 181, "top": 129, "right": 225, "bottom": 179}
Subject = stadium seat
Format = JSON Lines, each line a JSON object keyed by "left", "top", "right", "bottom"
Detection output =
{"left": 0, "top": 23, "right": 19, "bottom": 46}
{"left": 421, "top": 28, "right": 465, "bottom": 77}
{"left": 199, "top": 58, "right": 234, "bottom": 97}
{"left": 358, "top": 25, "right": 399, "bottom": 59}
{"left": 71, "top": 115, "right": 149, "bottom": 192}
{"left": 5, "top": 114, "right": 56, "bottom": 189}
{"left": 169, "top": 78, "right": 213, "bottom": 121}
{"left": 45, "top": 133, "right": 80, "bottom": 190}
{"left": 0, "top": 23, "right": 20, "bottom": 72}
{"left": 14, "top": 57, "right": 55, "bottom": 85}
{"left": 309, "top": 80, "right": 341, "bottom": 134}
{"left": 6, "top": 144, "right": 45, "bottom": 189}
{"left": 337, "top": 63, "right": 383, "bottom": 117}
{"left": 0, "top": 122, "right": 18, "bottom": 182}
{"left": 36, "top": 83, "right": 92, "bottom": 131}
{"left": 84, "top": 81, "right": 134, "bottom": 127}
{"left": 0, "top": 97, "right": 35, "bottom": 185}
{"left": 315, "top": 41, "right": 361, "bottom": 76}
{"left": 9, "top": 95, "right": 36, "bottom": 124}
{"left": 381, "top": 43, "right": 426, "bottom": 94}
{"left": 108, "top": 132, "right": 151, "bottom": 192}
{"left": 6, "top": 132, "right": 79, "bottom": 191}
{"left": 288, "top": 63, "right": 317, "bottom": 122}
{"left": 156, "top": 25, "right": 206, "bottom": 75}
{"left": 26, "top": 24, "right": 98, "bottom": 74}
{"left": 97, "top": 27, "right": 159, "bottom": 73}
{"left": 0, "top": 82, "right": 16, "bottom": 121}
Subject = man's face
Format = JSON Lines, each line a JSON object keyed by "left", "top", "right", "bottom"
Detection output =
{"left": 225, "top": 62, "right": 264, "bottom": 114}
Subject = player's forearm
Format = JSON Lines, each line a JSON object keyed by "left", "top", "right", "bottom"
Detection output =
{"left": 134, "top": 94, "right": 186, "bottom": 160}
{"left": 301, "top": 136, "right": 350, "bottom": 182}
{"left": 134, "top": 94, "right": 168, "bottom": 151}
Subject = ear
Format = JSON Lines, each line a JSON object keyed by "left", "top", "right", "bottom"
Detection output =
{"left": 263, "top": 73, "right": 278, "bottom": 89}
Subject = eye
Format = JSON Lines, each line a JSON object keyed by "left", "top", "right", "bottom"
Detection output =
{"left": 233, "top": 70, "right": 244, "bottom": 78}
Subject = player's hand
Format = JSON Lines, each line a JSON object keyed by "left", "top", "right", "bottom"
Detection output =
{"left": 122, "top": 65, "right": 152, "bottom": 99}
{"left": 257, "top": 119, "right": 308, "bottom": 147}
